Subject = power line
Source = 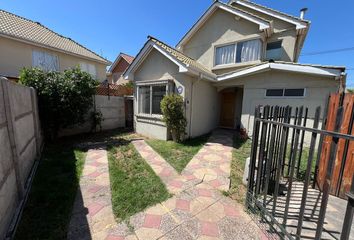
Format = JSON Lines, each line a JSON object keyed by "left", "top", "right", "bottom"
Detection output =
{"left": 301, "top": 46, "right": 354, "bottom": 56}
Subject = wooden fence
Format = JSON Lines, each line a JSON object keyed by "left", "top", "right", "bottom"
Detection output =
{"left": 317, "top": 93, "right": 354, "bottom": 198}
{"left": 96, "top": 83, "right": 133, "bottom": 97}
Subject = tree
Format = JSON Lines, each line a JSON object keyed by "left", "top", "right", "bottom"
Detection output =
{"left": 19, "top": 67, "right": 98, "bottom": 140}
{"left": 160, "top": 94, "right": 187, "bottom": 142}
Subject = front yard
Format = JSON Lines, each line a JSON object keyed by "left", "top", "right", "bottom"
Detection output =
{"left": 15, "top": 129, "right": 255, "bottom": 239}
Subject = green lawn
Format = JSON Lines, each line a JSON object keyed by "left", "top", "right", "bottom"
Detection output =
{"left": 15, "top": 144, "right": 85, "bottom": 240}
{"left": 226, "top": 135, "right": 251, "bottom": 203}
{"left": 107, "top": 141, "right": 171, "bottom": 221}
{"left": 145, "top": 134, "right": 210, "bottom": 173}
{"left": 226, "top": 134, "right": 315, "bottom": 203}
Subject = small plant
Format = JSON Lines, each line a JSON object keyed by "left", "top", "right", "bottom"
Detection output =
{"left": 91, "top": 110, "right": 104, "bottom": 132}
{"left": 160, "top": 94, "right": 187, "bottom": 142}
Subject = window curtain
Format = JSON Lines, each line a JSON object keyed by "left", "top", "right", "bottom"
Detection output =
{"left": 240, "top": 39, "right": 261, "bottom": 62}
{"left": 215, "top": 44, "right": 235, "bottom": 65}
{"left": 32, "top": 50, "right": 59, "bottom": 71}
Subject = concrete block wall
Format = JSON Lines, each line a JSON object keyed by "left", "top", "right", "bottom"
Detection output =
{"left": 59, "top": 95, "right": 126, "bottom": 136}
{"left": 0, "top": 77, "right": 42, "bottom": 239}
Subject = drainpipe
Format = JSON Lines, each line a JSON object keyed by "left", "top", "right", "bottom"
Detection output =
{"left": 189, "top": 74, "right": 203, "bottom": 138}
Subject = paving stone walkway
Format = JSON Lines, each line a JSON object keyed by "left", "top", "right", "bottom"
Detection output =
{"left": 68, "top": 130, "right": 267, "bottom": 240}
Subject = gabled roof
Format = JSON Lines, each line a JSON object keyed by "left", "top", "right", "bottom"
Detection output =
{"left": 0, "top": 9, "right": 110, "bottom": 65}
{"left": 176, "top": 1, "right": 273, "bottom": 49}
{"left": 124, "top": 36, "right": 216, "bottom": 81}
{"left": 231, "top": 0, "right": 309, "bottom": 29}
{"left": 108, "top": 53, "right": 134, "bottom": 73}
{"left": 217, "top": 61, "right": 345, "bottom": 82}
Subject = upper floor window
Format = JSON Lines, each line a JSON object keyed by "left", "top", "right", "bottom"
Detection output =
{"left": 215, "top": 39, "right": 262, "bottom": 66}
{"left": 32, "top": 50, "right": 59, "bottom": 71}
{"left": 265, "top": 88, "right": 305, "bottom": 98}
{"left": 265, "top": 41, "right": 282, "bottom": 61}
{"left": 80, "top": 62, "right": 97, "bottom": 78}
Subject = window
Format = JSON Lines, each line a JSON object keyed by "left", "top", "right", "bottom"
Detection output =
{"left": 265, "top": 88, "right": 305, "bottom": 97}
{"left": 152, "top": 86, "right": 166, "bottom": 114}
{"left": 138, "top": 85, "right": 167, "bottom": 115}
{"left": 215, "top": 39, "right": 262, "bottom": 66}
{"left": 80, "top": 62, "right": 97, "bottom": 77}
{"left": 265, "top": 41, "right": 282, "bottom": 60}
{"left": 266, "top": 89, "right": 284, "bottom": 97}
{"left": 284, "top": 88, "right": 305, "bottom": 97}
{"left": 32, "top": 50, "right": 59, "bottom": 71}
{"left": 138, "top": 86, "right": 150, "bottom": 114}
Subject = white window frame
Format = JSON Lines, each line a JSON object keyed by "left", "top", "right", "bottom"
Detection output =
{"left": 136, "top": 81, "right": 170, "bottom": 116}
{"left": 264, "top": 88, "right": 306, "bottom": 99}
{"left": 32, "top": 50, "right": 60, "bottom": 71}
{"left": 213, "top": 37, "right": 263, "bottom": 67}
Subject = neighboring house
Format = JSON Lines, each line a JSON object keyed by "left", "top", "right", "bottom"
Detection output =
{"left": 124, "top": 0, "right": 347, "bottom": 140}
{"left": 0, "top": 9, "right": 110, "bottom": 82}
{"left": 107, "top": 53, "right": 134, "bottom": 85}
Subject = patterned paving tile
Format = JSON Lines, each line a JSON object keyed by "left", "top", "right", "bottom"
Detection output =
{"left": 68, "top": 130, "right": 267, "bottom": 240}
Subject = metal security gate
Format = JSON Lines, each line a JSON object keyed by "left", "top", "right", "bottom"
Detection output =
{"left": 246, "top": 104, "right": 354, "bottom": 240}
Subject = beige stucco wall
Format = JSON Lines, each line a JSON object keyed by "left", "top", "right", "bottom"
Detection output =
{"left": 0, "top": 36, "right": 107, "bottom": 81}
{"left": 132, "top": 48, "right": 220, "bottom": 140}
{"left": 181, "top": 8, "right": 298, "bottom": 73}
{"left": 190, "top": 79, "right": 219, "bottom": 137}
{"left": 133, "top": 49, "right": 179, "bottom": 140}
{"left": 215, "top": 70, "right": 339, "bottom": 136}
{"left": 182, "top": 9, "right": 263, "bottom": 70}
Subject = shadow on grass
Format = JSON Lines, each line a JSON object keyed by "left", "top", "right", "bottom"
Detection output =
{"left": 15, "top": 143, "right": 87, "bottom": 240}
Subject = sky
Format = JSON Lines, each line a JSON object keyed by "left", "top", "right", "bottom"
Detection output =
{"left": 1, "top": 0, "right": 354, "bottom": 87}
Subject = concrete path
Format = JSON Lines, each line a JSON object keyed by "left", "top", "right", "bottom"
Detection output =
{"left": 68, "top": 130, "right": 267, "bottom": 239}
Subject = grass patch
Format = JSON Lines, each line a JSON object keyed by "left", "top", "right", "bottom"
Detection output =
{"left": 108, "top": 141, "right": 170, "bottom": 220}
{"left": 227, "top": 135, "right": 315, "bottom": 204}
{"left": 15, "top": 144, "right": 86, "bottom": 240}
{"left": 227, "top": 135, "right": 251, "bottom": 203}
{"left": 145, "top": 134, "right": 210, "bottom": 173}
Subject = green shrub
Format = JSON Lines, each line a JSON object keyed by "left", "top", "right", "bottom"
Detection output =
{"left": 160, "top": 94, "right": 187, "bottom": 142}
{"left": 19, "top": 67, "right": 98, "bottom": 139}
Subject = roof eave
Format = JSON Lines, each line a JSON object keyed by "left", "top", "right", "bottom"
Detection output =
{"left": 124, "top": 39, "right": 216, "bottom": 82}
{"left": 217, "top": 63, "right": 343, "bottom": 82}
{"left": 176, "top": 1, "right": 271, "bottom": 50}
{"left": 0, "top": 33, "right": 111, "bottom": 65}
{"left": 234, "top": 0, "right": 309, "bottom": 30}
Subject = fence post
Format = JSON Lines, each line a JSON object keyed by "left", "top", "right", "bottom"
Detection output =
{"left": 0, "top": 77, "right": 24, "bottom": 199}
{"left": 30, "top": 88, "right": 40, "bottom": 157}
{"left": 246, "top": 106, "right": 261, "bottom": 208}
{"left": 315, "top": 99, "right": 344, "bottom": 239}
{"left": 296, "top": 106, "right": 321, "bottom": 239}
{"left": 341, "top": 175, "right": 354, "bottom": 240}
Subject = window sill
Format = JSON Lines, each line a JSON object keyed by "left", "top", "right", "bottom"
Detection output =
{"left": 136, "top": 113, "right": 163, "bottom": 120}
{"left": 212, "top": 60, "right": 261, "bottom": 70}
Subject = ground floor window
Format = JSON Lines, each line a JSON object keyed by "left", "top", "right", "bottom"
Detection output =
{"left": 265, "top": 88, "right": 305, "bottom": 98}
{"left": 138, "top": 84, "right": 167, "bottom": 115}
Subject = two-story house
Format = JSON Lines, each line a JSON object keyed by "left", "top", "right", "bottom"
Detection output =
{"left": 107, "top": 52, "right": 134, "bottom": 85}
{"left": 124, "top": 0, "right": 347, "bottom": 140}
{"left": 0, "top": 9, "right": 110, "bottom": 82}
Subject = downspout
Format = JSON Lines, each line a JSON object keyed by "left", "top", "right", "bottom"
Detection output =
{"left": 189, "top": 74, "right": 202, "bottom": 138}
